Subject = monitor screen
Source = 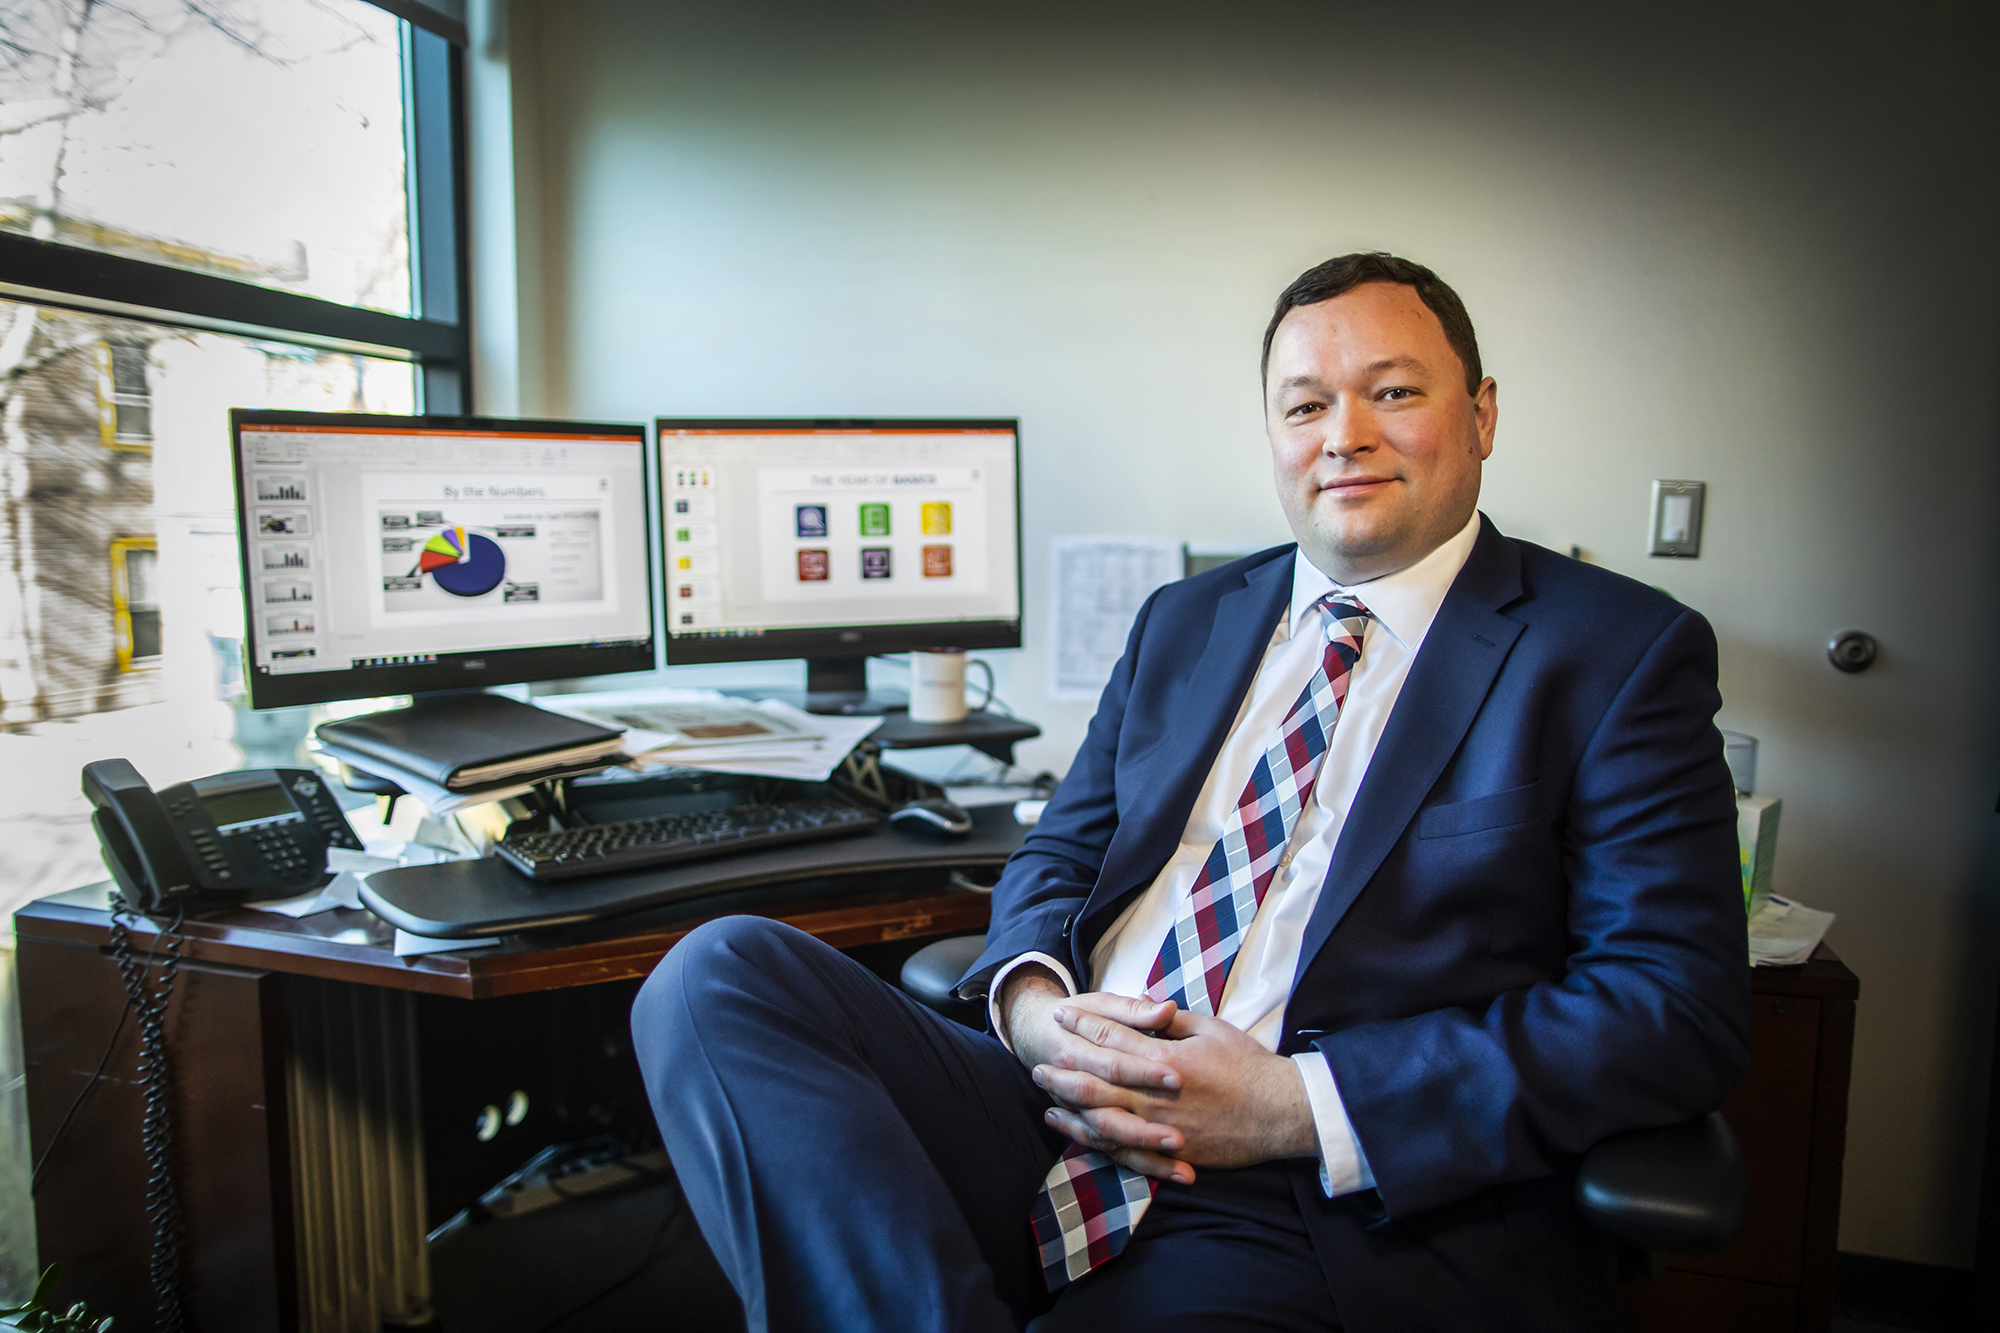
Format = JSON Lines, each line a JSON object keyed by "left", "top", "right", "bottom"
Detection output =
{"left": 232, "top": 410, "right": 655, "bottom": 708}
{"left": 654, "top": 419, "right": 1022, "bottom": 674}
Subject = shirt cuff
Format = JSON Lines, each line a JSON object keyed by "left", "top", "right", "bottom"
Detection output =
{"left": 1292, "top": 1051, "right": 1376, "bottom": 1197}
{"left": 986, "top": 952, "right": 1077, "bottom": 1054}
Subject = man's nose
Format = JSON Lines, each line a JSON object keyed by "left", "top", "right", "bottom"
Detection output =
{"left": 1323, "top": 398, "right": 1375, "bottom": 458}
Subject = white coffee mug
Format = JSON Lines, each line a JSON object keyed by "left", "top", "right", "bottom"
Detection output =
{"left": 909, "top": 649, "right": 970, "bottom": 723}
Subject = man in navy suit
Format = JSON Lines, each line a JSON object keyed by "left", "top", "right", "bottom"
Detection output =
{"left": 632, "top": 253, "right": 1751, "bottom": 1332}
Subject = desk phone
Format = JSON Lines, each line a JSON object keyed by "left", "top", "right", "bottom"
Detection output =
{"left": 83, "top": 758, "right": 363, "bottom": 912}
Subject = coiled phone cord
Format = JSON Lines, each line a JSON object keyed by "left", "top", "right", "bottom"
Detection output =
{"left": 106, "top": 895, "right": 188, "bottom": 1333}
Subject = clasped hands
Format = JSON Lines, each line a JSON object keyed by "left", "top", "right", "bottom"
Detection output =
{"left": 1000, "top": 966, "right": 1317, "bottom": 1185}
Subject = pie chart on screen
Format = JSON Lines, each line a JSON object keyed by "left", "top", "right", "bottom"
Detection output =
{"left": 416, "top": 525, "right": 506, "bottom": 597}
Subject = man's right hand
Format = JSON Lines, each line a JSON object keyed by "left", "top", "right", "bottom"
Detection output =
{"left": 998, "top": 965, "right": 1193, "bottom": 1184}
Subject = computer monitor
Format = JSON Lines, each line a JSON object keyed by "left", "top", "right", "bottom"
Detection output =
{"left": 654, "top": 418, "right": 1022, "bottom": 712}
{"left": 231, "top": 410, "right": 655, "bottom": 709}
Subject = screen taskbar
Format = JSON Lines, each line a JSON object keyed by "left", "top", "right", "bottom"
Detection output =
{"left": 246, "top": 637, "right": 657, "bottom": 709}
{"left": 341, "top": 637, "right": 653, "bottom": 671}
{"left": 667, "top": 619, "right": 1008, "bottom": 642}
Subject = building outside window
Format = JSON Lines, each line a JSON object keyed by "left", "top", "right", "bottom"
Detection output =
{"left": 0, "top": 0, "right": 468, "bottom": 1298}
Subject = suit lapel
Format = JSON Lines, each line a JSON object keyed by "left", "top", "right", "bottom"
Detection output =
{"left": 1080, "top": 551, "right": 1294, "bottom": 942}
{"left": 1290, "top": 519, "right": 1526, "bottom": 988}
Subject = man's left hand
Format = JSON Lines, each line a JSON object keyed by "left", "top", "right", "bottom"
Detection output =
{"left": 1034, "top": 1004, "right": 1317, "bottom": 1178}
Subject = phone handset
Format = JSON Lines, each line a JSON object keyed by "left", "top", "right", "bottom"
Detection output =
{"left": 82, "top": 759, "right": 198, "bottom": 913}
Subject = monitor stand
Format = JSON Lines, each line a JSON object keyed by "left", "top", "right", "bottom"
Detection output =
{"left": 728, "top": 656, "right": 908, "bottom": 717}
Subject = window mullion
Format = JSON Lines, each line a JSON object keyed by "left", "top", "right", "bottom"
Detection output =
{"left": 407, "top": 23, "right": 470, "bottom": 413}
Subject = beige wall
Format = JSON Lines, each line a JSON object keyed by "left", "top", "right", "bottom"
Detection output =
{"left": 480, "top": 0, "right": 2000, "bottom": 1266}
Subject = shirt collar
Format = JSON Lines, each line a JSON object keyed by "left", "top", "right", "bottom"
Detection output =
{"left": 1287, "top": 510, "right": 1483, "bottom": 649}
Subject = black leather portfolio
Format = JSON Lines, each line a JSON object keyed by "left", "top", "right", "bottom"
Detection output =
{"left": 315, "top": 693, "right": 624, "bottom": 790}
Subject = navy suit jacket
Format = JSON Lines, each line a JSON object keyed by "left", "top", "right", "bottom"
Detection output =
{"left": 966, "top": 516, "right": 1752, "bottom": 1328}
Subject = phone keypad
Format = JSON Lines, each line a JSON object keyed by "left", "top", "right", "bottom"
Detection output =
{"left": 248, "top": 826, "right": 314, "bottom": 878}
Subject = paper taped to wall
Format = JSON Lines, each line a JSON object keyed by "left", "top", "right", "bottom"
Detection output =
{"left": 1048, "top": 535, "right": 1182, "bottom": 703}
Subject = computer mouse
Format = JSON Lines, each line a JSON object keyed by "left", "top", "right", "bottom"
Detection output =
{"left": 888, "top": 798, "right": 974, "bottom": 838}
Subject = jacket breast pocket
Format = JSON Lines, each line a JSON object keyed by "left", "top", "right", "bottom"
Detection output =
{"left": 1417, "top": 780, "right": 1544, "bottom": 840}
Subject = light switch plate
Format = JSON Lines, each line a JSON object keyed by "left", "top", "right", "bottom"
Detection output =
{"left": 1649, "top": 480, "right": 1705, "bottom": 558}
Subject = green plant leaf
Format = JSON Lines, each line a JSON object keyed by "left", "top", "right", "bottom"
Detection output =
{"left": 29, "top": 1268, "right": 58, "bottom": 1309}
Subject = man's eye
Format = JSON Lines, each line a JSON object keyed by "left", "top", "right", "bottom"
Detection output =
{"left": 1286, "top": 401, "right": 1324, "bottom": 419}
{"left": 1380, "top": 387, "right": 1417, "bottom": 402}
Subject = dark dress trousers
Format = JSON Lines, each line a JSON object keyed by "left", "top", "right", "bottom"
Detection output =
{"left": 634, "top": 516, "right": 1753, "bottom": 1332}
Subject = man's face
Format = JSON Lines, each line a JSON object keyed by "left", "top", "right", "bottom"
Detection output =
{"left": 1265, "top": 281, "right": 1498, "bottom": 584}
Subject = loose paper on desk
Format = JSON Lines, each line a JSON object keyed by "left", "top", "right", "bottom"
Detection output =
{"left": 393, "top": 929, "right": 502, "bottom": 957}
{"left": 536, "top": 692, "right": 821, "bottom": 753}
{"left": 1748, "top": 894, "right": 1836, "bottom": 968}
{"left": 1049, "top": 535, "right": 1183, "bottom": 702}
{"left": 536, "top": 687, "right": 880, "bottom": 782}
{"left": 248, "top": 844, "right": 462, "bottom": 919}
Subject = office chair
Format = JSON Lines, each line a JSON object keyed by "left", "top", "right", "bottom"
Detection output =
{"left": 899, "top": 933, "right": 1746, "bottom": 1260}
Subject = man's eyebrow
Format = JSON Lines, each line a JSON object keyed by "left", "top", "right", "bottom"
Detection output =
{"left": 1274, "top": 358, "right": 1430, "bottom": 392}
{"left": 1364, "top": 356, "right": 1427, "bottom": 376}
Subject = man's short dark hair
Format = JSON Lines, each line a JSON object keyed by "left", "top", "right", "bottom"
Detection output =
{"left": 1261, "top": 252, "right": 1483, "bottom": 393}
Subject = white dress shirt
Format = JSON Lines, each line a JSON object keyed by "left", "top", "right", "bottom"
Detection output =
{"left": 991, "top": 512, "right": 1482, "bottom": 1195}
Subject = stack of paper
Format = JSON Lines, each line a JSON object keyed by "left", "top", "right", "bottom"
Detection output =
{"left": 536, "top": 688, "right": 882, "bottom": 783}
{"left": 1748, "top": 895, "right": 1836, "bottom": 968}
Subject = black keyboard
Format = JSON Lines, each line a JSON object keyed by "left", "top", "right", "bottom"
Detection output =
{"left": 494, "top": 798, "right": 880, "bottom": 881}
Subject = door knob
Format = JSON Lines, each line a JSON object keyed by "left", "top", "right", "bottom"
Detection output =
{"left": 1827, "top": 631, "right": 1878, "bottom": 674}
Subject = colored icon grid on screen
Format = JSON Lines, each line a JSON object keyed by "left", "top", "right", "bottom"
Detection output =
{"left": 922, "top": 502, "right": 952, "bottom": 535}
{"left": 859, "top": 503, "right": 891, "bottom": 537}
{"left": 798, "top": 549, "right": 830, "bottom": 582}
{"left": 923, "top": 545, "right": 952, "bottom": 578}
{"left": 796, "top": 504, "right": 828, "bottom": 538}
{"left": 861, "top": 548, "right": 892, "bottom": 579}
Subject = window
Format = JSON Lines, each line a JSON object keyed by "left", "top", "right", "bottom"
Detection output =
{"left": 110, "top": 539, "right": 160, "bottom": 668}
{"left": 0, "top": 0, "right": 415, "bottom": 316}
{"left": 97, "top": 341, "right": 154, "bottom": 447}
{"left": 0, "top": 0, "right": 468, "bottom": 1301}
{"left": 0, "top": 0, "right": 466, "bottom": 915}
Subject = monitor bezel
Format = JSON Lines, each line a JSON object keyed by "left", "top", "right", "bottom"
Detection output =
{"left": 652, "top": 417, "right": 1025, "bottom": 667}
{"left": 232, "top": 408, "right": 658, "bottom": 710}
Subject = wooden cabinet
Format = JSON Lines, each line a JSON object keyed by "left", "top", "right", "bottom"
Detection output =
{"left": 1624, "top": 947, "right": 1857, "bottom": 1333}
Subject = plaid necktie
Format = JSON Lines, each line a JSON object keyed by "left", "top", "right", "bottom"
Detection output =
{"left": 1027, "top": 594, "right": 1372, "bottom": 1291}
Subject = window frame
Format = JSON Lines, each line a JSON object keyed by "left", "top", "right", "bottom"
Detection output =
{"left": 109, "top": 538, "right": 161, "bottom": 671}
{"left": 0, "top": 7, "right": 471, "bottom": 412}
{"left": 95, "top": 340, "right": 155, "bottom": 450}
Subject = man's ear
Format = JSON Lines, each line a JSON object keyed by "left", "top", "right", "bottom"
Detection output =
{"left": 1472, "top": 377, "right": 1498, "bottom": 459}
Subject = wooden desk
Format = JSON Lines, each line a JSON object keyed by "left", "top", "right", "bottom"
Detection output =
{"left": 21, "top": 858, "right": 1856, "bottom": 1333}
{"left": 1625, "top": 946, "right": 1859, "bottom": 1333}
{"left": 19, "top": 864, "right": 998, "bottom": 1331}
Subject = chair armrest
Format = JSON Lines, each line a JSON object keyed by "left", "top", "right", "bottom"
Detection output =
{"left": 899, "top": 933, "right": 989, "bottom": 1024}
{"left": 1575, "top": 1111, "right": 1746, "bottom": 1255}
